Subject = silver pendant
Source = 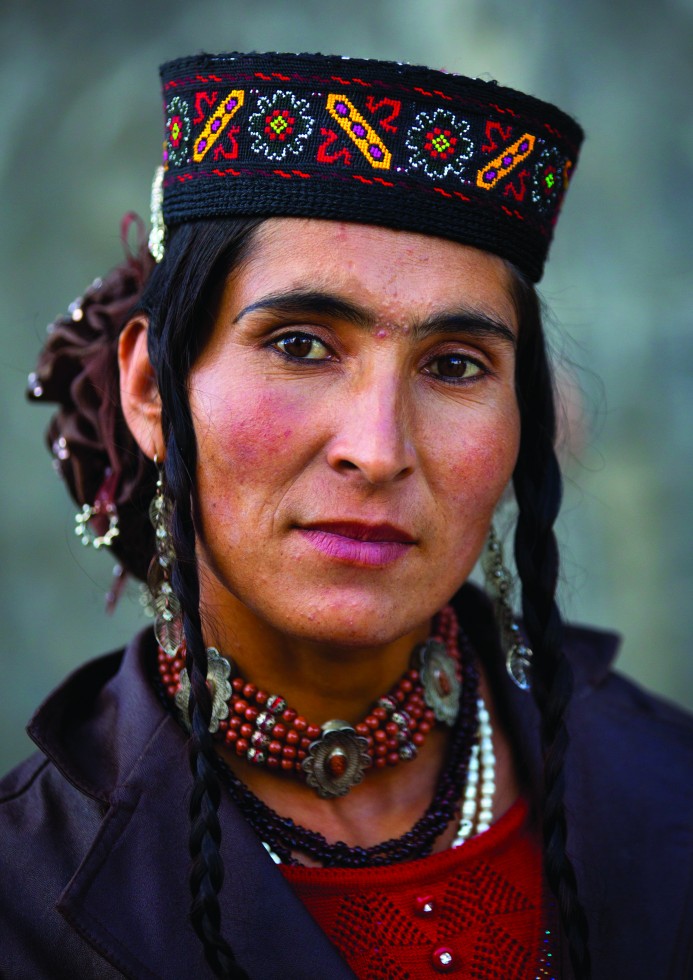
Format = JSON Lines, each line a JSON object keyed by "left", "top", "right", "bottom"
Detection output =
{"left": 175, "top": 647, "right": 233, "bottom": 734}
{"left": 302, "top": 720, "right": 371, "bottom": 798}
{"left": 506, "top": 640, "right": 532, "bottom": 691}
{"left": 417, "top": 639, "right": 460, "bottom": 726}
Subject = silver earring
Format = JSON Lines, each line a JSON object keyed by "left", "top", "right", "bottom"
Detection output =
{"left": 175, "top": 648, "right": 233, "bottom": 734}
{"left": 482, "top": 523, "right": 533, "bottom": 691}
{"left": 74, "top": 468, "right": 120, "bottom": 549}
{"left": 147, "top": 459, "right": 183, "bottom": 657}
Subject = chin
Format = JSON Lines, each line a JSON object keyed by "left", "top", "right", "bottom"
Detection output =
{"left": 264, "top": 587, "right": 448, "bottom": 649}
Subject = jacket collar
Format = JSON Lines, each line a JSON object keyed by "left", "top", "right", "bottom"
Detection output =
{"left": 29, "top": 629, "right": 355, "bottom": 979}
{"left": 29, "top": 639, "right": 157, "bottom": 805}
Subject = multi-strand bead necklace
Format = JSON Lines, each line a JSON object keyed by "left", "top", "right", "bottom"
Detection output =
{"left": 158, "top": 605, "right": 462, "bottom": 799}
{"left": 156, "top": 606, "right": 497, "bottom": 865}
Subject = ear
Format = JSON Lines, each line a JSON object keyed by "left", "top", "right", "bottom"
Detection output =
{"left": 118, "top": 315, "right": 165, "bottom": 461}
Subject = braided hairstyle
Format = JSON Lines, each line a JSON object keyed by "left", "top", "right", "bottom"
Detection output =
{"left": 510, "top": 270, "right": 591, "bottom": 979}
{"left": 142, "top": 219, "right": 264, "bottom": 978}
{"left": 34, "top": 217, "right": 590, "bottom": 977}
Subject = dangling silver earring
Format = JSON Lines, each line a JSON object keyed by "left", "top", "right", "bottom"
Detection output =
{"left": 74, "top": 468, "right": 120, "bottom": 549}
{"left": 147, "top": 457, "right": 183, "bottom": 657}
{"left": 482, "top": 523, "right": 533, "bottom": 691}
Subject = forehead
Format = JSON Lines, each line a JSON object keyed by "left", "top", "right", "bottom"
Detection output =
{"left": 224, "top": 218, "right": 517, "bottom": 329}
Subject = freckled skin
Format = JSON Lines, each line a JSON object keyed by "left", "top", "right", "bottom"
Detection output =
{"left": 188, "top": 218, "right": 521, "bottom": 715}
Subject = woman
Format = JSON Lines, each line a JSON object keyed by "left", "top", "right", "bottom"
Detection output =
{"left": 2, "top": 52, "right": 691, "bottom": 980}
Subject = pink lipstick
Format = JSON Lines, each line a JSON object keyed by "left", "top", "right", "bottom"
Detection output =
{"left": 297, "top": 521, "right": 415, "bottom": 567}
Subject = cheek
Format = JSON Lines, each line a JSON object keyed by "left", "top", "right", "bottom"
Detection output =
{"left": 431, "top": 412, "right": 520, "bottom": 513}
{"left": 193, "top": 382, "right": 311, "bottom": 485}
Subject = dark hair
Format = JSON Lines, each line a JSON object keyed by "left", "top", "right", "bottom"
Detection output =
{"left": 35, "top": 217, "right": 590, "bottom": 978}
{"left": 143, "top": 219, "right": 264, "bottom": 979}
{"left": 510, "top": 270, "right": 591, "bottom": 978}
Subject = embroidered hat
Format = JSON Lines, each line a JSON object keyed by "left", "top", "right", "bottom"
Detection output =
{"left": 152, "top": 52, "right": 583, "bottom": 281}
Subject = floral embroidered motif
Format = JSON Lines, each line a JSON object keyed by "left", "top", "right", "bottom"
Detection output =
{"left": 248, "top": 90, "right": 315, "bottom": 162}
{"left": 476, "top": 133, "right": 535, "bottom": 190}
{"left": 326, "top": 94, "right": 392, "bottom": 169}
{"left": 193, "top": 90, "right": 245, "bottom": 162}
{"left": 531, "top": 143, "right": 569, "bottom": 212}
{"left": 165, "top": 96, "right": 191, "bottom": 169}
{"left": 406, "top": 109, "right": 473, "bottom": 181}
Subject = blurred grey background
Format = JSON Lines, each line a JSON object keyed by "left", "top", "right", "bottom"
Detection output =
{"left": 1, "top": 0, "right": 691, "bottom": 773}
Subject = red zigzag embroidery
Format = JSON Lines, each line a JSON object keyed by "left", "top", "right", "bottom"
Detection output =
{"left": 503, "top": 168, "right": 530, "bottom": 201}
{"left": 194, "top": 91, "right": 218, "bottom": 124}
{"left": 482, "top": 120, "right": 513, "bottom": 154}
{"left": 317, "top": 127, "right": 353, "bottom": 166}
{"left": 364, "top": 96, "right": 401, "bottom": 133}
{"left": 212, "top": 125, "right": 240, "bottom": 161}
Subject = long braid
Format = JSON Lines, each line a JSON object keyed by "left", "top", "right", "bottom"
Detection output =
{"left": 145, "top": 219, "right": 262, "bottom": 978}
{"left": 165, "top": 430, "right": 247, "bottom": 979}
{"left": 511, "top": 273, "right": 591, "bottom": 978}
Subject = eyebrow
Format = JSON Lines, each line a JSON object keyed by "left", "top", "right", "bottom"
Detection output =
{"left": 235, "top": 290, "right": 374, "bottom": 327}
{"left": 234, "top": 288, "right": 516, "bottom": 348}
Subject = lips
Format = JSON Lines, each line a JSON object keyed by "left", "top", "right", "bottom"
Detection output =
{"left": 295, "top": 520, "right": 416, "bottom": 567}
{"left": 299, "top": 521, "right": 415, "bottom": 543}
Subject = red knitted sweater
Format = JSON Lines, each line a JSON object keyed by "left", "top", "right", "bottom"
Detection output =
{"left": 281, "top": 798, "right": 554, "bottom": 978}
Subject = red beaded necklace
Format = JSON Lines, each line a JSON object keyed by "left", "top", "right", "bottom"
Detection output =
{"left": 158, "top": 605, "right": 462, "bottom": 798}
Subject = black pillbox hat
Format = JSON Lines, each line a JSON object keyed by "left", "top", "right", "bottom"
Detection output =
{"left": 153, "top": 52, "right": 584, "bottom": 281}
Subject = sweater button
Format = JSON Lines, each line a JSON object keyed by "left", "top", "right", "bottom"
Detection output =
{"left": 414, "top": 894, "right": 436, "bottom": 916}
{"left": 431, "top": 946, "right": 457, "bottom": 972}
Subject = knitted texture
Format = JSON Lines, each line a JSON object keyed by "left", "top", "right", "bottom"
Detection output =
{"left": 281, "top": 799, "right": 552, "bottom": 979}
{"left": 156, "top": 53, "right": 583, "bottom": 281}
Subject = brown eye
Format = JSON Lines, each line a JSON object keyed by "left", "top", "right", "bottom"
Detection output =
{"left": 274, "top": 333, "right": 329, "bottom": 360}
{"left": 427, "top": 354, "right": 482, "bottom": 380}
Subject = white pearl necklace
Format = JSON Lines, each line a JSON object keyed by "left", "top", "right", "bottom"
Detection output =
{"left": 451, "top": 697, "right": 495, "bottom": 846}
{"left": 261, "top": 695, "right": 496, "bottom": 865}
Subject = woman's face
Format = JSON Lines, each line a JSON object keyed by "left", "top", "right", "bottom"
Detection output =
{"left": 189, "top": 218, "right": 520, "bottom": 647}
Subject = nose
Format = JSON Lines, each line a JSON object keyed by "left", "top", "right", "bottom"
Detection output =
{"left": 326, "top": 367, "right": 416, "bottom": 484}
